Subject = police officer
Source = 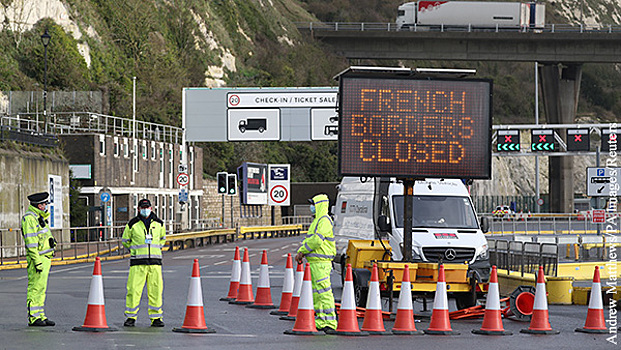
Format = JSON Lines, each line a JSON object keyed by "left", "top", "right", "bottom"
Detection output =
{"left": 122, "top": 199, "right": 166, "bottom": 327}
{"left": 22, "top": 192, "right": 56, "bottom": 327}
{"left": 295, "top": 194, "right": 337, "bottom": 332}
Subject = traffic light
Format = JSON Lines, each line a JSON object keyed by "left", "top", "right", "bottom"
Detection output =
{"left": 217, "top": 172, "right": 227, "bottom": 194}
{"left": 531, "top": 129, "right": 555, "bottom": 151}
{"left": 227, "top": 174, "right": 237, "bottom": 195}
{"left": 496, "top": 130, "right": 520, "bottom": 152}
{"left": 566, "top": 129, "right": 590, "bottom": 151}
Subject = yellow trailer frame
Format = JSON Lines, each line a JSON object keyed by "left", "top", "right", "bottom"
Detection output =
{"left": 345, "top": 239, "right": 488, "bottom": 308}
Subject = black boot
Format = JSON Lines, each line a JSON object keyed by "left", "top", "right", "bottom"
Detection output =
{"left": 151, "top": 318, "right": 165, "bottom": 327}
{"left": 124, "top": 318, "right": 136, "bottom": 327}
{"left": 28, "top": 319, "right": 46, "bottom": 327}
{"left": 44, "top": 319, "right": 55, "bottom": 326}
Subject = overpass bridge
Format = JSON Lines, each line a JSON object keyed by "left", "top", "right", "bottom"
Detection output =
{"left": 299, "top": 22, "right": 621, "bottom": 213}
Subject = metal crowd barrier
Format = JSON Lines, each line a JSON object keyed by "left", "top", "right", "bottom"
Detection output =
{"left": 488, "top": 239, "right": 558, "bottom": 277}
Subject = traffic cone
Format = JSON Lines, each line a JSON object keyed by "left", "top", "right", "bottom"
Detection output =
{"left": 331, "top": 264, "right": 368, "bottom": 336}
{"left": 576, "top": 266, "right": 607, "bottom": 333}
{"left": 220, "top": 246, "right": 241, "bottom": 301}
{"left": 173, "top": 259, "right": 216, "bottom": 333}
{"left": 392, "top": 264, "right": 423, "bottom": 335}
{"left": 472, "top": 266, "right": 512, "bottom": 335}
{"left": 425, "top": 264, "right": 459, "bottom": 335}
{"left": 248, "top": 250, "right": 276, "bottom": 309}
{"left": 362, "top": 263, "right": 391, "bottom": 335}
{"left": 280, "top": 261, "right": 304, "bottom": 321}
{"left": 73, "top": 257, "right": 115, "bottom": 332}
{"left": 271, "top": 253, "right": 294, "bottom": 315}
{"left": 284, "top": 263, "right": 322, "bottom": 335}
{"left": 230, "top": 247, "right": 254, "bottom": 305}
{"left": 520, "top": 266, "right": 560, "bottom": 334}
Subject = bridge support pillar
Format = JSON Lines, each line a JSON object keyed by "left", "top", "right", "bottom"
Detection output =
{"left": 539, "top": 63, "right": 582, "bottom": 213}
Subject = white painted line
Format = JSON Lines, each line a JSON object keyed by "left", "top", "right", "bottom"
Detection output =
{"left": 213, "top": 261, "right": 228, "bottom": 265}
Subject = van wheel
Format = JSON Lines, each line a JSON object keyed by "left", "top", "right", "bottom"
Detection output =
{"left": 258, "top": 126, "right": 265, "bottom": 133}
{"left": 239, "top": 126, "right": 246, "bottom": 133}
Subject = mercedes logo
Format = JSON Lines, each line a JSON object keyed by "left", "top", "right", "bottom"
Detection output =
{"left": 444, "top": 248, "right": 457, "bottom": 261}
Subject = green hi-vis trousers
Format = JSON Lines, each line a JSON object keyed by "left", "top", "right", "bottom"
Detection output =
{"left": 125, "top": 265, "right": 164, "bottom": 321}
{"left": 310, "top": 261, "right": 338, "bottom": 330}
{"left": 27, "top": 256, "right": 51, "bottom": 323}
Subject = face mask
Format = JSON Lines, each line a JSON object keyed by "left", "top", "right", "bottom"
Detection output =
{"left": 140, "top": 209, "right": 151, "bottom": 217}
{"left": 309, "top": 204, "right": 315, "bottom": 214}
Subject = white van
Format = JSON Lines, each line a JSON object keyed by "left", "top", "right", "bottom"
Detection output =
{"left": 332, "top": 177, "right": 490, "bottom": 283}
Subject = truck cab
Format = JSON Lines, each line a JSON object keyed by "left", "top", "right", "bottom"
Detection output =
{"left": 333, "top": 177, "right": 490, "bottom": 288}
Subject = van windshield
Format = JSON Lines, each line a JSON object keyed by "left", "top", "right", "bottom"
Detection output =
{"left": 392, "top": 195, "right": 479, "bottom": 229}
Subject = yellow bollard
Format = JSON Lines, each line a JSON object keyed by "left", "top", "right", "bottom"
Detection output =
{"left": 573, "top": 244, "right": 580, "bottom": 261}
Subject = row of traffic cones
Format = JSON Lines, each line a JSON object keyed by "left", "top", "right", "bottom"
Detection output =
{"left": 72, "top": 257, "right": 215, "bottom": 333}
{"left": 208, "top": 245, "right": 611, "bottom": 336}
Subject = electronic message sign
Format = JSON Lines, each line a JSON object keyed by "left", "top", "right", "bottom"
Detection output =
{"left": 531, "top": 129, "right": 555, "bottom": 151}
{"left": 338, "top": 75, "right": 492, "bottom": 179}
{"left": 497, "top": 130, "right": 520, "bottom": 152}
{"left": 566, "top": 129, "right": 590, "bottom": 152}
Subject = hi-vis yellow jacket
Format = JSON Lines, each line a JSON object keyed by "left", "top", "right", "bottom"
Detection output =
{"left": 21, "top": 205, "right": 55, "bottom": 266}
{"left": 297, "top": 194, "right": 336, "bottom": 262}
{"left": 122, "top": 214, "right": 166, "bottom": 265}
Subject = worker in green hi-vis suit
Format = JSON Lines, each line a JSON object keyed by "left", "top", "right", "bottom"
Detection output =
{"left": 295, "top": 193, "right": 338, "bottom": 333}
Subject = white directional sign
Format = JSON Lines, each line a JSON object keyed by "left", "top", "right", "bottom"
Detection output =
{"left": 311, "top": 108, "right": 338, "bottom": 141}
{"left": 268, "top": 164, "right": 290, "bottom": 206}
{"left": 227, "top": 109, "right": 280, "bottom": 141}
{"left": 587, "top": 167, "right": 620, "bottom": 197}
{"left": 48, "top": 174, "right": 63, "bottom": 229}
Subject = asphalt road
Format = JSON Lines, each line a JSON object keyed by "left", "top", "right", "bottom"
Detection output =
{"left": 0, "top": 236, "right": 617, "bottom": 350}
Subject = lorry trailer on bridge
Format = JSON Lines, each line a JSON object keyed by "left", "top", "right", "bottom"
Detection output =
{"left": 396, "top": 1, "right": 545, "bottom": 30}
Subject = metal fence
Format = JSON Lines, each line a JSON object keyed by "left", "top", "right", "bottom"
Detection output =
{"left": 297, "top": 22, "right": 621, "bottom": 33}
{"left": 0, "top": 112, "right": 183, "bottom": 144}
{"left": 489, "top": 239, "right": 558, "bottom": 277}
{"left": 483, "top": 212, "right": 620, "bottom": 235}
{"left": 0, "top": 91, "right": 103, "bottom": 115}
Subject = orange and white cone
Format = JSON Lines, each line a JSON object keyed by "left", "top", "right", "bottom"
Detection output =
{"left": 271, "top": 253, "right": 294, "bottom": 315}
{"left": 425, "top": 264, "right": 459, "bottom": 335}
{"left": 472, "top": 266, "right": 512, "bottom": 335}
{"left": 280, "top": 262, "right": 304, "bottom": 321}
{"left": 230, "top": 247, "right": 254, "bottom": 305}
{"left": 362, "top": 263, "right": 391, "bottom": 335}
{"left": 520, "top": 266, "right": 560, "bottom": 335}
{"left": 576, "top": 266, "right": 607, "bottom": 333}
{"left": 73, "top": 257, "right": 115, "bottom": 332}
{"left": 284, "top": 263, "right": 322, "bottom": 335}
{"left": 392, "top": 264, "right": 423, "bottom": 335}
{"left": 332, "top": 264, "right": 368, "bottom": 336}
{"left": 248, "top": 250, "right": 276, "bottom": 309}
{"left": 220, "top": 246, "right": 241, "bottom": 301}
{"left": 173, "top": 259, "right": 216, "bottom": 333}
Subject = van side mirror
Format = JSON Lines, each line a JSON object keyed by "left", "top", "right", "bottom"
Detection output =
{"left": 378, "top": 215, "right": 391, "bottom": 233}
{"left": 480, "top": 216, "right": 489, "bottom": 233}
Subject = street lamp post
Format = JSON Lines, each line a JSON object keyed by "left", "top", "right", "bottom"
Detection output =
{"left": 41, "top": 29, "right": 51, "bottom": 133}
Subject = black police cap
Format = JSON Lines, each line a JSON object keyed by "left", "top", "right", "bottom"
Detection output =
{"left": 28, "top": 192, "right": 49, "bottom": 205}
{"left": 138, "top": 198, "right": 151, "bottom": 208}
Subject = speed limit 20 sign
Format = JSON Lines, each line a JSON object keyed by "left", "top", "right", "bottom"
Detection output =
{"left": 176, "top": 172, "right": 190, "bottom": 186}
{"left": 268, "top": 164, "right": 290, "bottom": 206}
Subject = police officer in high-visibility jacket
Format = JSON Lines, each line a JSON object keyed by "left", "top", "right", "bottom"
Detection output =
{"left": 22, "top": 192, "right": 56, "bottom": 327}
{"left": 295, "top": 194, "right": 337, "bottom": 332}
{"left": 122, "top": 198, "right": 166, "bottom": 327}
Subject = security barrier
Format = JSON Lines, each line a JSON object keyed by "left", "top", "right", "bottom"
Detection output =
{"left": 489, "top": 239, "right": 558, "bottom": 277}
